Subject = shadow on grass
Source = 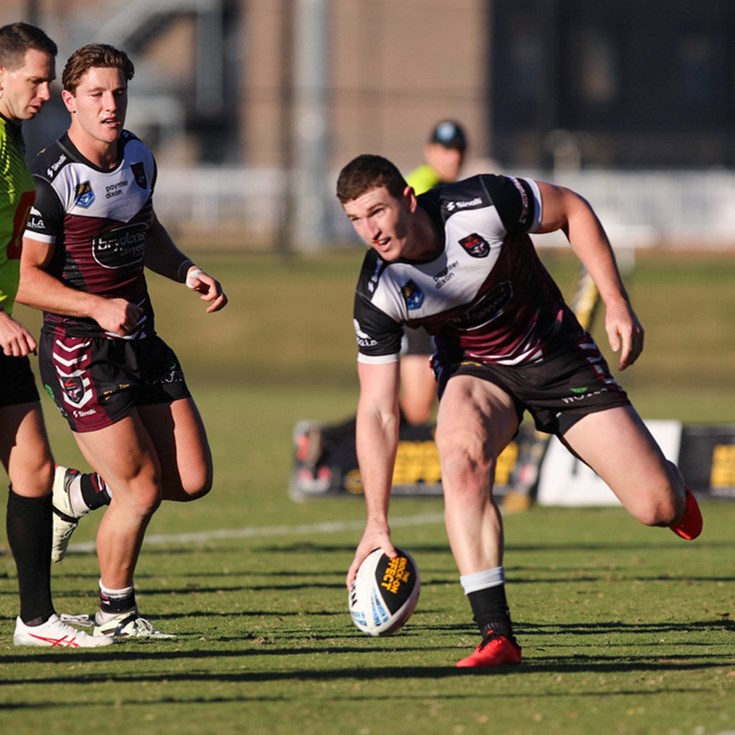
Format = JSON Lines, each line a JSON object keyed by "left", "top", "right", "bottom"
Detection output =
{"left": 2, "top": 614, "right": 732, "bottom": 670}
{"left": 0, "top": 652, "right": 728, "bottom": 693}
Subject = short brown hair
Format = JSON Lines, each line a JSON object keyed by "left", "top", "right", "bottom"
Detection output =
{"left": 336, "top": 154, "right": 407, "bottom": 204}
{"left": 0, "top": 22, "right": 57, "bottom": 69}
{"left": 62, "top": 43, "right": 134, "bottom": 93}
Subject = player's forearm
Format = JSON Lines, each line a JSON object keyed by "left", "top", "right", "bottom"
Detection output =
{"left": 355, "top": 407, "right": 399, "bottom": 524}
{"left": 143, "top": 214, "right": 196, "bottom": 283}
{"left": 16, "top": 264, "right": 104, "bottom": 318}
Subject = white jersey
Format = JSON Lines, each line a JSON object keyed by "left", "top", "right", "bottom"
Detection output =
{"left": 353, "top": 174, "right": 575, "bottom": 367}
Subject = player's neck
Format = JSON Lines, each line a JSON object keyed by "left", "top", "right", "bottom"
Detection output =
{"left": 406, "top": 206, "right": 442, "bottom": 261}
{"left": 66, "top": 127, "right": 120, "bottom": 170}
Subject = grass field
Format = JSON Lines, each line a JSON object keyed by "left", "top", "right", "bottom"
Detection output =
{"left": 1, "top": 251, "right": 734, "bottom": 735}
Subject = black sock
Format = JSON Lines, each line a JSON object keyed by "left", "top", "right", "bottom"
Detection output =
{"left": 6, "top": 489, "right": 54, "bottom": 624}
{"left": 80, "top": 473, "right": 111, "bottom": 510}
{"left": 99, "top": 585, "right": 136, "bottom": 615}
{"left": 467, "top": 584, "right": 515, "bottom": 640}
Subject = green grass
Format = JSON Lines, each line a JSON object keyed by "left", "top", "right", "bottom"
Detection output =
{"left": 1, "top": 251, "right": 734, "bottom": 734}
{"left": 1, "top": 499, "right": 733, "bottom": 735}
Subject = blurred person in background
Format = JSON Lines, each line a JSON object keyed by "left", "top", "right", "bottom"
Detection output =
{"left": 338, "top": 153, "right": 702, "bottom": 669}
{"left": 406, "top": 119, "right": 467, "bottom": 198}
{"left": 18, "top": 43, "right": 227, "bottom": 640}
{"left": 0, "top": 21, "right": 111, "bottom": 647}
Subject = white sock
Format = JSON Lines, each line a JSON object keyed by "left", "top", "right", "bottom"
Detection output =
{"left": 459, "top": 566, "right": 505, "bottom": 595}
{"left": 66, "top": 475, "right": 88, "bottom": 517}
{"left": 97, "top": 581, "right": 136, "bottom": 621}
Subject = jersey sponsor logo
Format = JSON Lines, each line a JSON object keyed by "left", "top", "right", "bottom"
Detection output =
{"left": 92, "top": 223, "right": 147, "bottom": 269}
{"left": 131, "top": 162, "right": 147, "bottom": 189}
{"left": 367, "top": 258, "right": 384, "bottom": 294}
{"left": 433, "top": 259, "right": 459, "bottom": 289}
{"left": 459, "top": 233, "right": 490, "bottom": 258}
{"left": 72, "top": 408, "right": 98, "bottom": 418}
{"left": 449, "top": 281, "right": 513, "bottom": 330}
{"left": 74, "top": 181, "right": 95, "bottom": 208}
{"left": 560, "top": 386, "right": 609, "bottom": 404}
{"left": 510, "top": 177, "right": 530, "bottom": 225}
{"left": 46, "top": 153, "right": 67, "bottom": 180}
{"left": 27, "top": 207, "right": 45, "bottom": 231}
{"left": 401, "top": 280, "right": 424, "bottom": 310}
{"left": 105, "top": 179, "right": 129, "bottom": 199}
{"left": 353, "top": 318, "right": 378, "bottom": 348}
{"left": 445, "top": 196, "right": 483, "bottom": 213}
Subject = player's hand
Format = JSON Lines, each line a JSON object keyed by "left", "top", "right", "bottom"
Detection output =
{"left": 95, "top": 298, "right": 145, "bottom": 337}
{"left": 605, "top": 299, "right": 644, "bottom": 370}
{"left": 0, "top": 310, "right": 37, "bottom": 357}
{"left": 186, "top": 269, "right": 228, "bottom": 313}
{"left": 346, "top": 522, "right": 397, "bottom": 588}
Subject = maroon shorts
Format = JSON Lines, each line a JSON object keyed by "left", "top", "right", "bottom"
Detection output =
{"left": 434, "top": 332, "right": 630, "bottom": 437}
{"left": 0, "top": 353, "right": 40, "bottom": 408}
{"left": 39, "top": 332, "right": 191, "bottom": 433}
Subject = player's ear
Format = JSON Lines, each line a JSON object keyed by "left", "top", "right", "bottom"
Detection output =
{"left": 61, "top": 88, "right": 75, "bottom": 113}
{"left": 403, "top": 185, "right": 418, "bottom": 211}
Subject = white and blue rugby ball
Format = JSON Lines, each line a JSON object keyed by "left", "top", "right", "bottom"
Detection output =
{"left": 348, "top": 548, "right": 420, "bottom": 636}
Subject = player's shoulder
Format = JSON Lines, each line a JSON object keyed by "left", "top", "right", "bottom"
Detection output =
{"left": 431, "top": 173, "right": 538, "bottom": 231}
{"left": 120, "top": 129, "right": 146, "bottom": 150}
{"left": 30, "top": 138, "right": 69, "bottom": 181}
{"left": 120, "top": 130, "right": 154, "bottom": 162}
{"left": 120, "top": 130, "right": 156, "bottom": 183}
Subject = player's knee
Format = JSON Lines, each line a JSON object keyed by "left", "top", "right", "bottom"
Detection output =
{"left": 184, "top": 479, "right": 212, "bottom": 501}
{"left": 436, "top": 436, "right": 492, "bottom": 494}
{"left": 633, "top": 491, "right": 680, "bottom": 527}
{"left": 178, "top": 468, "right": 213, "bottom": 501}
{"left": 123, "top": 486, "right": 162, "bottom": 518}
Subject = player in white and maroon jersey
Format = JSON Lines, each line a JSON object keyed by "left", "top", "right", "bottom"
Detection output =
{"left": 0, "top": 21, "right": 111, "bottom": 648}
{"left": 339, "top": 154, "right": 702, "bottom": 669}
{"left": 18, "top": 44, "right": 227, "bottom": 641}
{"left": 24, "top": 128, "right": 156, "bottom": 341}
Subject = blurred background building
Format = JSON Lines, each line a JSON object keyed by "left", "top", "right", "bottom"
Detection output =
{"left": 4, "top": 0, "right": 735, "bottom": 250}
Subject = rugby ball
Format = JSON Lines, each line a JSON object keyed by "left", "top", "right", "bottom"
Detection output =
{"left": 348, "top": 548, "right": 420, "bottom": 636}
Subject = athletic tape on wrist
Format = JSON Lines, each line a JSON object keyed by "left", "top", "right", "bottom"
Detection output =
{"left": 186, "top": 268, "right": 203, "bottom": 289}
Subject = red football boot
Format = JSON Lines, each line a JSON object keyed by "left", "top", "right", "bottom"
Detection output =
{"left": 456, "top": 631, "right": 522, "bottom": 668}
{"left": 670, "top": 487, "right": 703, "bottom": 541}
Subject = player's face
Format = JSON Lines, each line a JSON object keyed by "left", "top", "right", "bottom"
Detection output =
{"left": 63, "top": 66, "right": 128, "bottom": 147}
{"left": 343, "top": 185, "right": 414, "bottom": 262}
{"left": 0, "top": 48, "right": 55, "bottom": 123}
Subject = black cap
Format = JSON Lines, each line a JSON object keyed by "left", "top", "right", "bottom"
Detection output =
{"left": 429, "top": 120, "right": 467, "bottom": 151}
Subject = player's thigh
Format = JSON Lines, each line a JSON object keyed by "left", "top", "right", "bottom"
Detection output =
{"left": 435, "top": 375, "right": 519, "bottom": 470}
{"left": 0, "top": 401, "right": 54, "bottom": 496}
{"left": 563, "top": 405, "right": 675, "bottom": 503}
{"left": 72, "top": 411, "right": 162, "bottom": 506}
{"left": 138, "top": 397, "right": 213, "bottom": 499}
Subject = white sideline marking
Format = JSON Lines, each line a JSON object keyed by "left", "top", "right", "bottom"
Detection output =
{"left": 69, "top": 512, "right": 445, "bottom": 554}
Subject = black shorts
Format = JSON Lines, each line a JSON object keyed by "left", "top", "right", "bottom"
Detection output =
{"left": 0, "top": 353, "right": 40, "bottom": 408}
{"left": 435, "top": 333, "right": 630, "bottom": 437}
{"left": 39, "top": 332, "right": 191, "bottom": 433}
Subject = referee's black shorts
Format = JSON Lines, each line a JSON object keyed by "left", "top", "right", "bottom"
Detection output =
{"left": 0, "top": 353, "right": 40, "bottom": 408}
